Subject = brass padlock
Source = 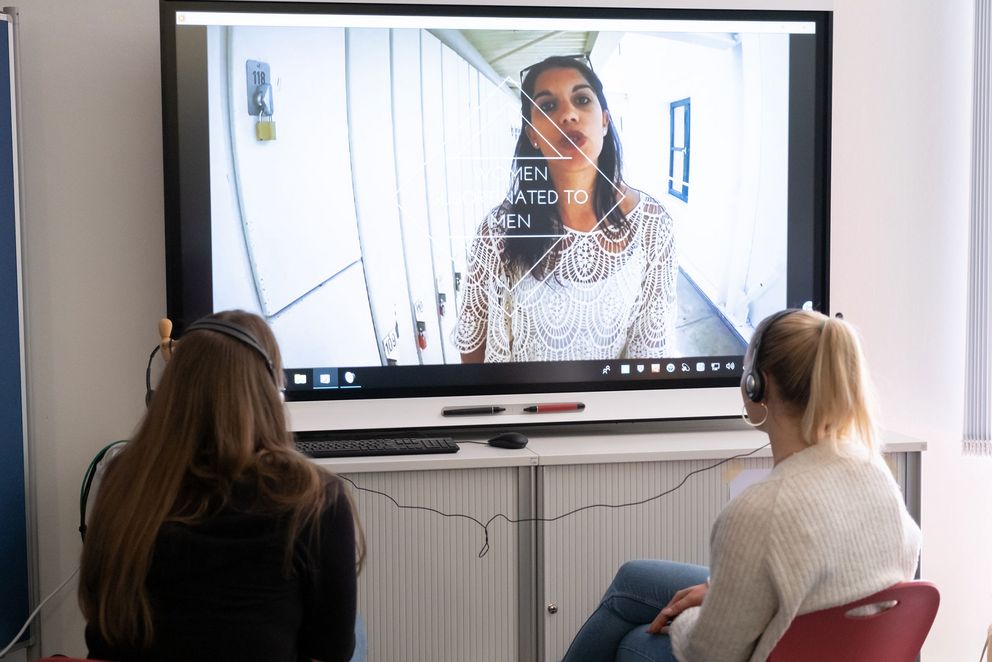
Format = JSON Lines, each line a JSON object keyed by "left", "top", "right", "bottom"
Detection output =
{"left": 255, "top": 111, "right": 276, "bottom": 141}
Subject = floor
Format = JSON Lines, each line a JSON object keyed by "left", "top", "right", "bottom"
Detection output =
{"left": 673, "top": 269, "right": 747, "bottom": 357}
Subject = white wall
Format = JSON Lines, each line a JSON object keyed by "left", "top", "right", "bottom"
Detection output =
{"left": 15, "top": 0, "right": 165, "bottom": 656}
{"left": 828, "top": 2, "right": 990, "bottom": 660}
{"left": 11, "top": 0, "right": 987, "bottom": 660}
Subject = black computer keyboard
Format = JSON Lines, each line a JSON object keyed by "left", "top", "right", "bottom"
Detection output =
{"left": 294, "top": 434, "right": 460, "bottom": 458}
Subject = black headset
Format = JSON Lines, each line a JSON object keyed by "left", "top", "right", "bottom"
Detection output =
{"left": 742, "top": 308, "right": 799, "bottom": 403}
{"left": 184, "top": 319, "right": 277, "bottom": 380}
{"left": 145, "top": 318, "right": 277, "bottom": 406}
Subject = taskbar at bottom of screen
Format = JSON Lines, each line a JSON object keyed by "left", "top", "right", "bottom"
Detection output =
{"left": 282, "top": 356, "right": 744, "bottom": 394}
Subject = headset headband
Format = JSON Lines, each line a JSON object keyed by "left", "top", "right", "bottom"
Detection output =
{"left": 182, "top": 319, "right": 277, "bottom": 382}
{"left": 145, "top": 316, "right": 279, "bottom": 406}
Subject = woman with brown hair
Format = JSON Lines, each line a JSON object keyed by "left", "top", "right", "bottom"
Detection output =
{"left": 563, "top": 309, "right": 921, "bottom": 662}
{"left": 79, "top": 310, "right": 364, "bottom": 662}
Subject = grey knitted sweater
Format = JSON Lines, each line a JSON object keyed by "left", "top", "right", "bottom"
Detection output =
{"left": 670, "top": 441, "right": 922, "bottom": 662}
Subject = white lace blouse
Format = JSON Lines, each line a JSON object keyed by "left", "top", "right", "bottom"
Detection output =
{"left": 454, "top": 193, "right": 677, "bottom": 362}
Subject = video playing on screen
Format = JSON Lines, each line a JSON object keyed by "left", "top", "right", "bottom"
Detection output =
{"left": 167, "top": 6, "right": 827, "bottom": 398}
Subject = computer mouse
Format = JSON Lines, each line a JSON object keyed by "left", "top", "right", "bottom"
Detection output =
{"left": 487, "top": 431, "right": 529, "bottom": 449}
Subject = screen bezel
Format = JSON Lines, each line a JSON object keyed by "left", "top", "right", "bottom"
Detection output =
{"left": 159, "top": 0, "right": 832, "bottom": 430}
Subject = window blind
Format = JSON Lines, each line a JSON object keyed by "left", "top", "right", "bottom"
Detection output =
{"left": 965, "top": 0, "right": 992, "bottom": 454}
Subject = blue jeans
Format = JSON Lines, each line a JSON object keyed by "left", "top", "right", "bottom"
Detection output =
{"left": 562, "top": 560, "right": 709, "bottom": 662}
{"left": 349, "top": 614, "right": 367, "bottom": 662}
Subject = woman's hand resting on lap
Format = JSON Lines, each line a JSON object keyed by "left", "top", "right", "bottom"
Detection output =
{"left": 647, "top": 583, "right": 708, "bottom": 634}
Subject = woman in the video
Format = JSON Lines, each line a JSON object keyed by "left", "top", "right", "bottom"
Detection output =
{"left": 455, "top": 55, "right": 677, "bottom": 363}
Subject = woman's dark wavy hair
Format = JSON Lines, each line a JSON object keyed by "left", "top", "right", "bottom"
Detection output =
{"left": 500, "top": 55, "right": 627, "bottom": 279}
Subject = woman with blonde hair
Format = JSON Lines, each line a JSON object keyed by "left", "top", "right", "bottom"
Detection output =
{"left": 563, "top": 309, "right": 921, "bottom": 662}
{"left": 80, "top": 310, "right": 364, "bottom": 662}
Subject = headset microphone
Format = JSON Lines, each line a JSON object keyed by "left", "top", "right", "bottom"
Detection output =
{"left": 159, "top": 318, "right": 174, "bottom": 361}
{"left": 144, "top": 318, "right": 176, "bottom": 406}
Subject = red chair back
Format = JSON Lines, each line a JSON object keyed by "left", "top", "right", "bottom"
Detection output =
{"left": 767, "top": 581, "right": 939, "bottom": 662}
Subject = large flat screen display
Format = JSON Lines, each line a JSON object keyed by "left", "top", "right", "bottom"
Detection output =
{"left": 160, "top": 1, "right": 831, "bottom": 430}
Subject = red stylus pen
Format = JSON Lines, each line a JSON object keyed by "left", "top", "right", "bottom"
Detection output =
{"left": 523, "top": 402, "right": 585, "bottom": 413}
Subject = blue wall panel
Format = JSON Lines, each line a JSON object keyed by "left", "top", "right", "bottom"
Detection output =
{"left": 0, "top": 16, "right": 29, "bottom": 649}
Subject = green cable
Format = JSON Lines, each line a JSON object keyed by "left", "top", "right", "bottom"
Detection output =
{"left": 79, "top": 440, "right": 128, "bottom": 540}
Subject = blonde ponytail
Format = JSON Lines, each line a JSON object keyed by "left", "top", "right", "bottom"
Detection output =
{"left": 759, "top": 311, "right": 879, "bottom": 453}
{"left": 802, "top": 317, "right": 878, "bottom": 452}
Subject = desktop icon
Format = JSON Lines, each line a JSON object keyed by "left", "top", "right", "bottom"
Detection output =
{"left": 313, "top": 369, "right": 337, "bottom": 389}
{"left": 696, "top": 362, "right": 706, "bottom": 372}
{"left": 620, "top": 364, "right": 631, "bottom": 375}
{"left": 651, "top": 363, "right": 661, "bottom": 373}
{"left": 666, "top": 363, "right": 676, "bottom": 373}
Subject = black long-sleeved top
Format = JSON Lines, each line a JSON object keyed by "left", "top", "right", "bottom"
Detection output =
{"left": 86, "top": 479, "right": 357, "bottom": 662}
